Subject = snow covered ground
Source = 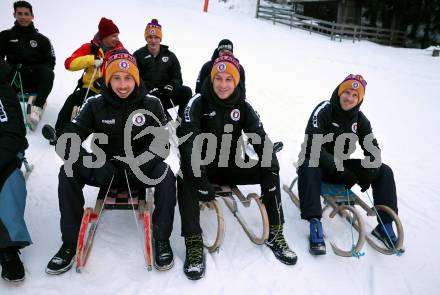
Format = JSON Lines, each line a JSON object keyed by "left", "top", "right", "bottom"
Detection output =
{"left": 1, "top": 0, "right": 440, "bottom": 294}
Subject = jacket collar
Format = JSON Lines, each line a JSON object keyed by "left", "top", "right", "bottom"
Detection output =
{"left": 12, "top": 21, "right": 36, "bottom": 34}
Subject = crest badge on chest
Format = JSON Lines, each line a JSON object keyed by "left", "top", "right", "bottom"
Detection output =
{"left": 133, "top": 113, "right": 146, "bottom": 126}
{"left": 230, "top": 109, "right": 240, "bottom": 122}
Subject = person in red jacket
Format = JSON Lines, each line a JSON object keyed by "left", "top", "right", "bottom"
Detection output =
{"left": 43, "top": 17, "right": 124, "bottom": 140}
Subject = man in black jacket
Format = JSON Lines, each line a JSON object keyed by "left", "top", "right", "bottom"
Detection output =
{"left": 297, "top": 74, "right": 400, "bottom": 255}
{"left": 0, "top": 1, "right": 55, "bottom": 130}
{"left": 133, "top": 18, "right": 192, "bottom": 119}
{"left": 177, "top": 53, "right": 297, "bottom": 280}
{"left": 0, "top": 60, "right": 31, "bottom": 283}
{"left": 195, "top": 39, "right": 246, "bottom": 97}
{"left": 45, "top": 50, "right": 176, "bottom": 275}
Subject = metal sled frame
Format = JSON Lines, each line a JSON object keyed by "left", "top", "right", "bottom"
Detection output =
{"left": 283, "top": 176, "right": 404, "bottom": 256}
{"left": 200, "top": 184, "right": 269, "bottom": 253}
{"left": 75, "top": 185, "right": 155, "bottom": 272}
{"left": 17, "top": 93, "right": 47, "bottom": 130}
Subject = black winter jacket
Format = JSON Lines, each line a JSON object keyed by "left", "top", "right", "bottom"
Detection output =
{"left": 0, "top": 22, "right": 55, "bottom": 70}
{"left": 178, "top": 80, "right": 278, "bottom": 184}
{"left": 62, "top": 86, "right": 169, "bottom": 174}
{"left": 0, "top": 82, "right": 28, "bottom": 189}
{"left": 133, "top": 44, "right": 183, "bottom": 91}
{"left": 301, "top": 86, "right": 381, "bottom": 175}
{"left": 195, "top": 48, "right": 246, "bottom": 96}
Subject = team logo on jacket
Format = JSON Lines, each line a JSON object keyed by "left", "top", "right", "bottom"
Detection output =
{"left": 351, "top": 122, "right": 357, "bottom": 133}
{"left": 162, "top": 56, "right": 169, "bottom": 63}
{"left": 351, "top": 81, "right": 359, "bottom": 89}
{"left": 119, "top": 61, "right": 130, "bottom": 70}
{"left": 217, "top": 63, "right": 226, "bottom": 72}
{"left": 30, "top": 40, "right": 37, "bottom": 48}
{"left": 133, "top": 113, "right": 146, "bottom": 126}
{"left": 230, "top": 109, "right": 240, "bottom": 121}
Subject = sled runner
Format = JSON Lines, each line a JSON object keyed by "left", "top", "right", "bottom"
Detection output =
{"left": 16, "top": 93, "right": 46, "bottom": 130}
{"left": 283, "top": 174, "right": 404, "bottom": 256}
{"left": 21, "top": 156, "right": 33, "bottom": 181}
{"left": 75, "top": 178, "right": 154, "bottom": 272}
{"left": 200, "top": 184, "right": 269, "bottom": 253}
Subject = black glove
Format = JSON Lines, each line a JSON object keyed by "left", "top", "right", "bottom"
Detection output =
{"left": 149, "top": 87, "right": 162, "bottom": 98}
{"left": 357, "top": 169, "right": 373, "bottom": 192}
{"left": 196, "top": 178, "right": 215, "bottom": 202}
{"left": 93, "top": 77, "right": 104, "bottom": 90}
{"left": 89, "top": 160, "right": 116, "bottom": 186}
{"left": 90, "top": 40, "right": 100, "bottom": 56}
{"left": 162, "top": 84, "right": 174, "bottom": 97}
{"left": 339, "top": 169, "right": 358, "bottom": 190}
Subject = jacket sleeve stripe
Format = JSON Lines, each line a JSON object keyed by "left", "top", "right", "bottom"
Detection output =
{"left": 184, "top": 93, "right": 201, "bottom": 123}
{"left": 0, "top": 99, "right": 8, "bottom": 123}
{"left": 312, "top": 101, "right": 330, "bottom": 128}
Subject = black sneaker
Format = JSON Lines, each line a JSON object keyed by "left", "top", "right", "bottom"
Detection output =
{"left": 266, "top": 225, "right": 298, "bottom": 265}
{"left": 183, "top": 234, "right": 205, "bottom": 280}
{"left": 45, "top": 243, "right": 76, "bottom": 275}
{"left": 154, "top": 239, "right": 174, "bottom": 271}
{"left": 42, "top": 124, "right": 58, "bottom": 146}
{"left": 0, "top": 247, "right": 25, "bottom": 283}
{"left": 309, "top": 218, "right": 326, "bottom": 255}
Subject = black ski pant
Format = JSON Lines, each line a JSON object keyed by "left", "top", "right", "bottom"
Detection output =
{"left": 157, "top": 85, "right": 192, "bottom": 118}
{"left": 297, "top": 159, "right": 398, "bottom": 224}
{"left": 58, "top": 161, "right": 176, "bottom": 245}
{"left": 54, "top": 88, "right": 98, "bottom": 137}
{"left": 16, "top": 65, "right": 54, "bottom": 108}
{"left": 177, "top": 165, "right": 285, "bottom": 237}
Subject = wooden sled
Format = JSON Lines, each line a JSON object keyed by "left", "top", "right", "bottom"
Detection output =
{"left": 75, "top": 185, "right": 154, "bottom": 272}
{"left": 283, "top": 175, "right": 404, "bottom": 256}
{"left": 200, "top": 184, "right": 269, "bottom": 253}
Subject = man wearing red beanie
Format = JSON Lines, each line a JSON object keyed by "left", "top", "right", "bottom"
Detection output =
{"left": 42, "top": 17, "right": 124, "bottom": 144}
